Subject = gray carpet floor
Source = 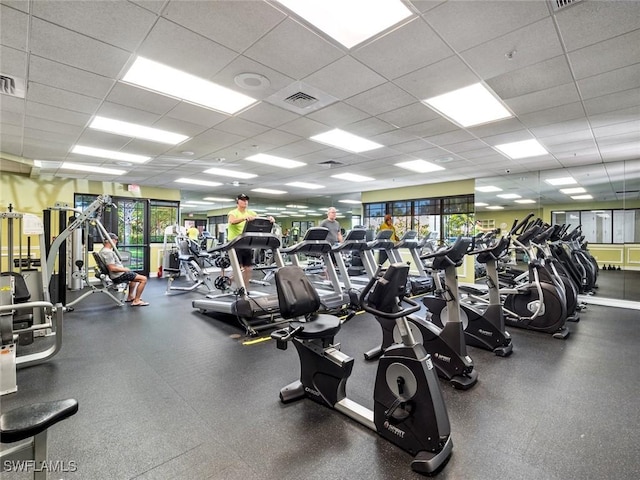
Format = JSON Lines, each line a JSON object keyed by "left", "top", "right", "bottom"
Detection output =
{"left": 3, "top": 276, "right": 639, "bottom": 480}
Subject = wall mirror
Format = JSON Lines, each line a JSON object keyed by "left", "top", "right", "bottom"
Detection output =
{"left": 475, "top": 159, "right": 640, "bottom": 304}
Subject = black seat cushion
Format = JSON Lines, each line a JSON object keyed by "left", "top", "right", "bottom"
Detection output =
{"left": 291, "top": 313, "right": 341, "bottom": 340}
{"left": 1, "top": 398, "right": 78, "bottom": 443}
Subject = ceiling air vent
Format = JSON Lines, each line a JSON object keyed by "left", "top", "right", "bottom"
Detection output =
{"left": 0, "top": 74, "right": 26, "bottom": 98}
{"left": 284, "top": 92, "right": 318, "bottom": 109}
{"left": 265, "top": 81, "right": 338, "bottom": 115}
{"left": 550, "top": 0, "right": 583, "bottom": 11}
{"left": 318, "top": 160, "right": 343, "bottom": 168}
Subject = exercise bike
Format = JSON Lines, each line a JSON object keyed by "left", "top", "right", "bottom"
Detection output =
{"left": 364, "top": 237, "right": 479, "bottom": 390}
{"left": 271, "top": 264, "right": 453, "bottom": 475}
{"left": 429, "top": 234, "right": 513, "bottom": 357}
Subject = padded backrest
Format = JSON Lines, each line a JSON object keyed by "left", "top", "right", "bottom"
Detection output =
{"left": 275, "top": 266, "right": 321, "bottom": 319}
{"left": 431, "top": 236, "right": 472, "bottom": 270}
{"left": 0, "top": 272, "right": 30, "bottom": 303}
{"left": 92, "top": 252, "right": 109, "bottom": 275}
{"left": 365, "top": 263, "right": 409, "bottom": 314}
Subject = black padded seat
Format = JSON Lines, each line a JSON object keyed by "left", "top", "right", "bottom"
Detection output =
{"left": 290, "top": 313, "right": 342, "bottom": 340}
{"left": 0, "top": 399, "right": 79, "bottom": 444}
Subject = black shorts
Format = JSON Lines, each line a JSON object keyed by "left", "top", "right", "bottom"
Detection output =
{"left": 113, "top": 271, "right": 137, "bottom": 283}
{"left": 236, "top": 249, "right": 253, "bottom": 268}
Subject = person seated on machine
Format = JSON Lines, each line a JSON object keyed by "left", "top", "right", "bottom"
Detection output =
{"left": 99, "top": 233, "right": 149, "bottom": 306}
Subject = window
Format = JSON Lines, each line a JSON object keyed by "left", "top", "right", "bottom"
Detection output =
{"left": 363, "top": 194, "right": 474, "bottom": 243}
{"left": 552, "top": 208, "right": 640, "bottom": 244}
{"left": 149, "top": 200, "right": 179, "bottom": 243}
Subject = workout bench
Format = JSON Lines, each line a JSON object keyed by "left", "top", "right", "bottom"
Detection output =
{"left": 1, "top": 398, "right": 79, "bottom": 480}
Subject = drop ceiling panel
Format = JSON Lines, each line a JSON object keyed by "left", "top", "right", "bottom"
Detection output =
{"left": 303, "top": 56, "right": 386, "bottom": 101}
{"left": 106, "top": 83, "right": 180, "bottom": 116}
{"left": 136, "top": 18, "right": 238, "bottom": 79}
{"left": 554, "top": 0, "right": 640, "bottom": 52}
{"left": 488, "top": 56, "right": 574, "bottom": 100}
{"left": 306, "top": 103, "right": 369, "bottom": 128}
{"left": 29, "top": 17, "right": 130, "bottom": 78}
{"left": 95, "top": 101, "right": 161, "bottom": 126}
{"left": 461, "top": 18, "right": 564, "bottom": 80}
{"left": 165, "top": 102, "right": 228, "bottom": 130}
{"left": 353, "top": 17, "right": 451, "bottom": 80}
{"left": 28, "top": 56, "right": 117, "bottom": 99}
{"left": 0, "top": 45, "right": 27, "bottom": 77}
{"left": 344, "top": 82, "right": 416, "bottom": 116}
{"left": 0, "top": 5, "right": 28, "bottom": 51}
{"left": 577, "top": 63, "right": 640, "bottom": 100}
{"left": 213, "top": 117, "right": 271, "bottom": 138}
{"left": 27, "top": 83, "right": 102, "bottom": 115}
{"left": 237, "top": 102, "right": 299, "bottom": 129}
{"left": 243, "top": 18, "right": 344, "bottom": 79}
{"left": 583, "top": 88, "right": 640, "bottom": 116}
{"left": 32, "top": 0, "right": 157, "bottom": 51}
{"left": 394, "top": 55, "right": 477, "bottom": 99}
{"left": 25, "top": 102, "right": 90, "bottom": 127}
{"left": 423, "top": 0, "right": 549, "bottom": 52}
{"left": 528, "top": 118, "right": 591, "bottom": 138}
{"left": 568, "top": 29, "right": 640, "bottom": 80}
{"left": 505, "top": 83, "right": 580, "bottom": 116}
{"left": 162, "top": 0, "right": 285, "bottom": 54}
{"left": 377, "top": 103, "right": 440, "bottom": 129}
{"left": 518, "top": 102, "right": 586, "bottom": 129}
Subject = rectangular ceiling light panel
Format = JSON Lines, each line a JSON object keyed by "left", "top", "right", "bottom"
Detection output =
{"left": 251, "top": 188, "right": 287, "bottom": 194}
{"left": 203, "top": 167, "right": 257, "bottom": 179}
{"left": 395, "top": 159, "right": 445, "bottom": 173}
{"left": 310, "top": 129, "right": 383, "bottom": 153}
{"left": 90, "top": 116, "right": 188, "bottom": 145}
{"left": 545, "top": 176, "right": 577, "bottom": 186}
{"left": 331, "top": 172, "right": 374, "bottom": 182}
{"left": 423, "top": 83, "right": 512, "bottom": 128}
{"left": 72, "top": 145, "right": 150, "bottom": 163}
{"left": 175, "top": 178, "right": 223, "bottom": 187}
{"left": 276, "top": 0, "right": 413, "bottom": 49}
{"left": 60, "top": 162, "right": 126, "bottom": 175}
{"left": 560, "top": 187, "right": 585, "bottom": 194}
{"left": 246, "top": 153, "right": 306, "bottom": 168}
{"left": 286, "top": 181, "right": 325, "bottom": 189}
{"left": 494, "top": 139, "right": 548, "bottom": 159}
{"left": 123, "top": 57, "right": 257, "bottom": 114}
{"left": 475, "top": 185, "right": 502, "bottom": 192}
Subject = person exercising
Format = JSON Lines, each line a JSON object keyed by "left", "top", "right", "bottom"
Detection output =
{"left": 99, "top": 233, "right": 148, "bottom": 306}
{"left": 320, "top": 207, "right": 343, "bottom": 245}
{"left": 227, "top": 194, "right": 274, "bottom": 290}
{"left": 378, "top": 214, "right": 399, "bottom": 265}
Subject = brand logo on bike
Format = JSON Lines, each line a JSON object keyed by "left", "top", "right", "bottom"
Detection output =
{"left": 383, "top": 420, "right": 406, "bottom": 439}
{"left": 478, "top": 329, "right": 493, "bottom": 336}
{"left": 304, "top": 386, "right": 321, "bottom": 397}
{"left": 434, "top": 352, "right": 451, "bottom": 363}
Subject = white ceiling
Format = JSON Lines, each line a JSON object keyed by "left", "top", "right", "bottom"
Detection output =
{"left": 1, "top": 0, "right": 639, "bottom": 213}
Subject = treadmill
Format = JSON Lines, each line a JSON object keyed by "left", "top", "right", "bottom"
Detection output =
{"left": 192, "top": 218, "right": 285, "bottom": 335}
{"left": 388, "top": 231, "right": 434, "bottom": 295}
{"left": 280, "top": 227, "right": 357, "bottom": 312}
{"left": 330, "top": 229, "right": 374, "bottom": 289}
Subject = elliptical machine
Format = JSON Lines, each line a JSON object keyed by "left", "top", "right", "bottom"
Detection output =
{"left": 502, "top": 216, "right": 569, "bottom": 339}
{"left": 271, "top": 264, "right": 453, "bottom": 475}
{"left": 364, "top": 237, "right": 479, "bottom": 390}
